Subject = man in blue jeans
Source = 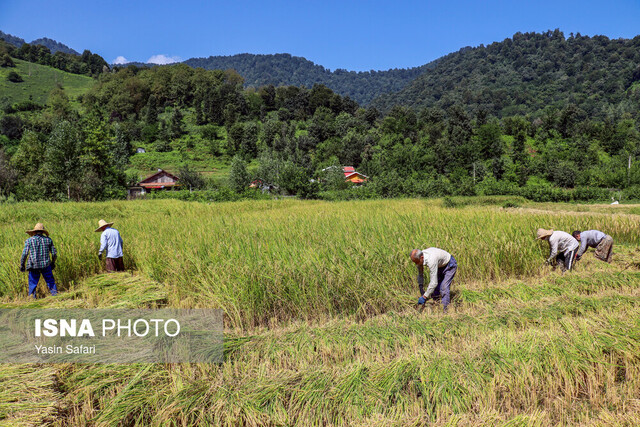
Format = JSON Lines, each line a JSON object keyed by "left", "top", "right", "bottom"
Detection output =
{"left": 410, "top": 247, "right": 458, "bottom": 312}
{"left": 19, "top": 223, "right": 58, "bottom": 298}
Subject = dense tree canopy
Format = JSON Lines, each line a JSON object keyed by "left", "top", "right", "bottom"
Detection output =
{"left": 372, "top": 30, "right": 640, "bottom": 120}
{"left": 184, "top": 53, "right": 436, "bottom": 105}
{"left": 0, "top": 39, "right": 107, "bottom": 77}
{"left": 1, "top": 30, "right": 640, "bottom": 203}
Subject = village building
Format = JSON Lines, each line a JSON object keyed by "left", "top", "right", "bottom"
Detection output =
{"left": 128, "top": 169, "right": 180, "bottom": 199}
{"left": 342, "top": 166, "right": 368, "bottom": 184}
{"left": 321, "top": 166, "right": 368, "bottom": 184}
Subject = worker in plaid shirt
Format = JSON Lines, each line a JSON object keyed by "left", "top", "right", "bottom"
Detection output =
{"left": 19, "top": 223, "right": 58, "bottom": 298}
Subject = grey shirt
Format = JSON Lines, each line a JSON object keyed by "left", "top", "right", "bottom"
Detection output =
{"left": 547, "top": 231, "right": 579, "bottom": 263}
{"left": 576, "top": 230, "right": 606, "bottom": 257}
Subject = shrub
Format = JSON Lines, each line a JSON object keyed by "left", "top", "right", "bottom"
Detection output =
{"left": 502, "top": 201, "right": 520, "bottom": 208}
{"left": 442, "top": 197, "right": 458, "bottom": 208}
{"left": 622, "top": 185, "right": 640, "bottom": 202}
{"left": 6, "top": 71, "right": 23, "bottom": 82}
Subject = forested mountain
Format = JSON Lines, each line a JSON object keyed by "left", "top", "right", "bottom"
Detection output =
{"left": 0, "top": 31, "right": 24, "bottom": 48}
{"left": 30, "top": 37, "right": 79, "bottom": 55}
{"left": 0, "top": 40, "right": 108, "bottom": 78}
{"left": 184, "top": 53, "right": 435, "bottom": 105}
{"left": 372, "top": 30, "right": 640, "bottom": 120}
{"left": 0, "top": 31, "right": 79, "bottom": 55}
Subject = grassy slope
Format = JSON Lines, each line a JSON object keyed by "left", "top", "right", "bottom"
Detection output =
{"left": 0, "top": 199, "right": 638, "bottom": 425}
{"left": 125, "top": 111, "right": 258, "bottom": 183}
{"left": 0, "top": 59, "right": 95, "bottom": 107}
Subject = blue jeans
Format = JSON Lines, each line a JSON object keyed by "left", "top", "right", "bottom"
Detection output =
{"left": 28, "top": 266, "right": 58, "bottom": 298}
{"left": 431, "top": 256, "right": 457, "bottom": 310}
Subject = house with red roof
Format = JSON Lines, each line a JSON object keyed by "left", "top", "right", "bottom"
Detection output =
{"left": 128, "top": 169, "right": 180, "bottom": 198}
{"left": 321, "top": 165, "right": 368, "bottom": 184}
{"left": 342, "top": 166, "right": 368, "bottom": 184}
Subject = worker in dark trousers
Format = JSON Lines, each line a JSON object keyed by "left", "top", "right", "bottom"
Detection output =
{"left": 20, "top": 223, "right": 58, "bottom": 298}
{"left": 537, "top": 228, "right": 579, "bottom": 271}
{"left": 410, "top": 247, "right": 457, "bottom": 312}
{"left": 95, "top": 219, "right": 125, "bottom": 272}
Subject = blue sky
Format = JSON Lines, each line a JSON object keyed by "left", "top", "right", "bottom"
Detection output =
{"left": 1, "top": 0, "right": 639, "bottom": 71}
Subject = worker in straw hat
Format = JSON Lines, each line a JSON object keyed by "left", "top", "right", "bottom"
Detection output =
{"left": 410, "top": 247, "right": 457, "bottom": 312}
{"left": 95, "top": 219, "right": 124, "bottom": 272}
{"left": 19, "top": 223, "right": 58, "bottom": 298}
{"left": 536, "top": 228, "right": 579, "bottom": 271}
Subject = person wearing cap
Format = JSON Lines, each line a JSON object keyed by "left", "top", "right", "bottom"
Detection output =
{"left": 536, "top": 228, "right": 579, "bottom": 271}
{"left": 572, "top": 230, "right": 614, "bottom": 263}
{"left": 410, "top": 247, "right": 457, "bottom": 312}
{"left": 19, "top": 223, "right": 58, "bottom": 298}
{"left": 95, "top": 219, "right": 124, "bottom": 272}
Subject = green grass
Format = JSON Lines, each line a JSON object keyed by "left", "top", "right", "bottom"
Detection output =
{"left": 0, "top": 59, "right": 95, "bottom": 107}
{"left": 0, "top": 198, "right": 639, "bottom": 425}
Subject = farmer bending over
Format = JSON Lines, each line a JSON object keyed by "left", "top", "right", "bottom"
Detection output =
{"left": 410, "top": 248, "right": 457, "bottom": 312}
{"left": 536, "top": 228, "right": 578, "bottom": 271}
{"left": 572, "top": 230, "right": 613, "bottom": 263}
{"left": 19, "top": 223, "right": 58, "bottom": 298}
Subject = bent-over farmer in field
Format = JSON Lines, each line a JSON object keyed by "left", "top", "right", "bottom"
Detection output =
{"left": 410, "top": 247, "right": 457, "bottom": 312}
{"left": 20, "top": 223, "right": 58, "bottom": 298}
{"left": 536, "top": 228, "right": 579, "bottom": 271}
{"left": 572, "top": 230, "right": 613, "bottom": 263}
{"left": 95, "top": 219, "right": 124, "bottom": 272}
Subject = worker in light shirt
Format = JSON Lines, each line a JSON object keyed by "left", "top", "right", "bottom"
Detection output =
{"left": 410, "top": 247, "right": 457, "bottom": 312}
{"left": 95, "top": 219, "right": 124, "bottom": 272}
{"left": 536, "top": 228, "right": 578, "bottom": 271}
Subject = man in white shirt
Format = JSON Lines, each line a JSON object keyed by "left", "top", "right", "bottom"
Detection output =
{"left": 95, "top": 219, "right": 124, "bottom": 272}
{"left": 410, "top": 247, "right": 457, "bottom": 312}
{"left": 536, "top": 228, "right": 579, "bottom": 271}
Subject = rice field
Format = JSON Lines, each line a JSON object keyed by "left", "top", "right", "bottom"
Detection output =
{"left": 0, "top": 198, "right": 639, "bottom": 425}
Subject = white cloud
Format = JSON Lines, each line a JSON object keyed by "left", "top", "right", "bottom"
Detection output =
{"left": 113, "top": 56, "right": 129, "bottom": 65}
{"left": 147, "top": 54, "right": 181, "bottom": 65}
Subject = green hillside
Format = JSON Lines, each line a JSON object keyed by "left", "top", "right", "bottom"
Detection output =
{"left": 0, "top": 59, "right": 95, "bottom": 107}
{"left": 371, "top": 30, "right": 640, "bottom": 118}
{"left": 184, "top": 53, "right": 436, "bottom": 105}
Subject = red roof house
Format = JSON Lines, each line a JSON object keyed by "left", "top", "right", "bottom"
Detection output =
{"left": 342, "top": 166, "right": 368, "bottom": 184}
{"left": 128, "top": 169, "right": 180, "bottom": 198}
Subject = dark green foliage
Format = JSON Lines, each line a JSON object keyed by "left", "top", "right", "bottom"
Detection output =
{"left": 112, "top": 124, "right": 132, "bottom": 171}
{"left": 228, "top": 155, "right": 250, "bottom": 193}
{"left": 0, "top": 53, "right": 15, "bottom": 67}
{"left": 3, "top": 100, "right": 43, "bottom": 114}
{"left": 0, "top": 149, "right": 17, "bottom": 196}
{"left": 184, "top": 53, "right": 436, "bottom": 105}
{"left": 3, "top": 36, "right": 640, "bottom": 203}
{"left": 169, "top": 108, "right": 185, "bottom": 139}
{"left": 442, "top": 197, "right": 457, "bottom": 208}
{"left": 0, "top": 115, "right": 25, "bottom": 140}
{"left": 0, "top": 39, "right": 108, "bottom": 77}
{"left": 178, "top": 164, "right": 206, "bottom": 190}
{"left": 372, "top": 30, "right": 640, "bottom": 120}
{"left": 6, "top": 71, "right": 23, "bottom": 82}
{"left": 144, "top": 95, "right": 159, "bottom": 124}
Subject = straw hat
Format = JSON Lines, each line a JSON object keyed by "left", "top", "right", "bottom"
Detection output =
{"left": 26, "top": 223, "right": 49, "bottom": 236}
{"left": 536, "top": 228, "right": 553, "bottom": 240}
{"left": 95, "top": 219, "right": 114, "bottom": 232}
